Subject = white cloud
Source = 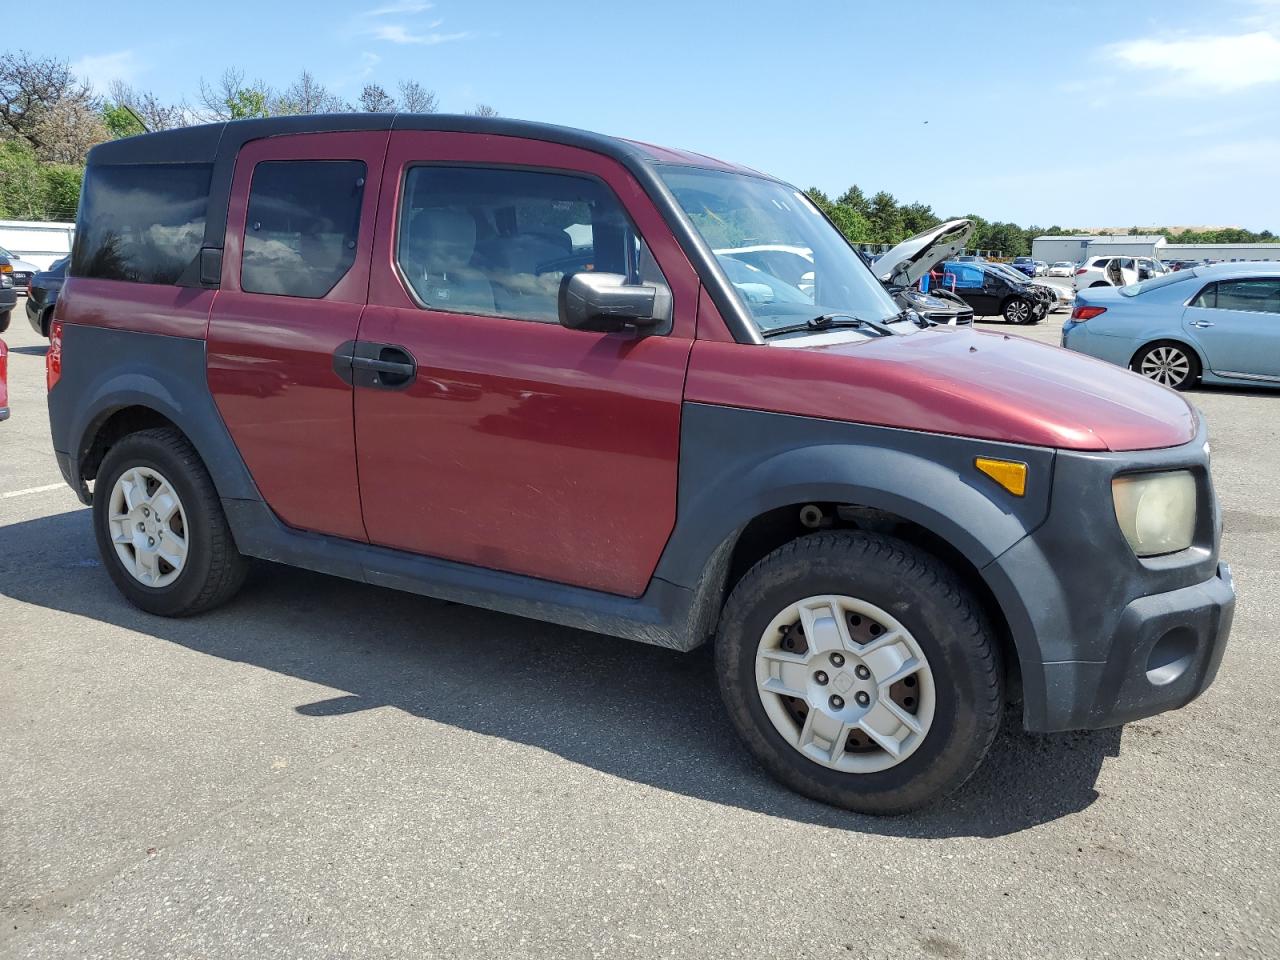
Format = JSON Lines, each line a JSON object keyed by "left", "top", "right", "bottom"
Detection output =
{"left": 368, "top": 1, "right": 433, "bottom": 15}
{"left": 1109, "top": 30, "right": 1280, "bottom": 93}
{"left": 367, "top": 23, "right": 467, "bottom": 45}
{"left": 69, "top": 50, "right": 141, "bottom": 92}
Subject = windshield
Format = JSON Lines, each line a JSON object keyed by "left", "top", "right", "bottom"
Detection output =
{"left": 658, "top": 166, "right": 899, "bottom": 334}
{"left": 1120, "top": 270, "right": 1199, "bottom": 297}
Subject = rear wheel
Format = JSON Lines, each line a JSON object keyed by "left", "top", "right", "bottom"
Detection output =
{"left": 1002, "top": 297, "right": 1033, "bottom": 324}
{"left": 0, "top": 309, "right": 10, "bottom": 333}
{"left": 93, "top": 427, "right": 249, "bottom": 616}
{"left": 715, "top": 531, "right": 1003, "bottom": 814}
{"left": 1132, "top": 341, "right": 1200, "bottom": 391}
{"left": 1088, "top": 281, "right": 1109, "bottom": 288}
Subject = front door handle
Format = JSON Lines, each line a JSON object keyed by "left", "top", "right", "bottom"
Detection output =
{"left": 1190, "top": 320, "right": 1215, "bottom": 328}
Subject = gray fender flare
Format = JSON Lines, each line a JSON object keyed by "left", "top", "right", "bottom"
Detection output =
{"left": 49, "top": 326, "right": 261, "bottom": 503}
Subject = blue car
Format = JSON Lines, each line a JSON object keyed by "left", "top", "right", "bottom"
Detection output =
{"left": 1010, "top": 256, "right": 1037, "bottom": 277}
{"left": 1062, "top": 263, "right": 1280, "bottom": 390}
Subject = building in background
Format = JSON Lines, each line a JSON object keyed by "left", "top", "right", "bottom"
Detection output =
{"left": 0, "top": 221, "right": 75, "bottom": 271}
{"left": 1033, "top": 234, "right": 1280, "bottom": 266}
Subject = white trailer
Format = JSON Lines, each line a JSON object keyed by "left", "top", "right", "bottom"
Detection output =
{"left": 0, "top": 220, "right": 75, "bottom": 270}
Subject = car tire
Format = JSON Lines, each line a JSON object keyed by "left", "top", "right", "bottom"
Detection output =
{"left": 0, "top": 310, "right": 10, "bottom": 333}
{"left": 1089, "top": 281, "right": 1109, "bottom": 288}
{"left": 93, "top": 427, "right": 249, "bottom": 616}
{"left": 714, "top": 531, "right": 1003, "bottom": 814}
{"left": 41, "top": 306, "right": 54, "bottom": 338}
{"left": 1002, "top": 297, "right": 1034, "bottom": 324}
{"left": 1131, "top": 341, "right": 1201, "bottom": 391}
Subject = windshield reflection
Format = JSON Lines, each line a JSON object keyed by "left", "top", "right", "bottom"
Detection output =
{"left": 659, "top": 167, "right": 899, "bottom": 334}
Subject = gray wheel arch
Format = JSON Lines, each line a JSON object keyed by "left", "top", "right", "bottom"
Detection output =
{"left": 48, "top": 325, "right": 261, "bottom": 504}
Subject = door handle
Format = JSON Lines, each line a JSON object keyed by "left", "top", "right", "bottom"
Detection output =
{"left": 1190, "top": 320, "right": 1215, "bottom": 328}
{"left": 332, "top": 341, "right": 418, "bottom": 390}
{"left": 351, "top": 355, "right": 416, "bottom": 378}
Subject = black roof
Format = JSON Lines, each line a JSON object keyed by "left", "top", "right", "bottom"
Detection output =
{"left": 85, "top": 113, "right": 756, "bottom": 175}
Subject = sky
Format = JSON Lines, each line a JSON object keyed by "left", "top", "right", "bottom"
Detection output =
{"left": 52, "top": 0, "right": 1280, "bottom": 231}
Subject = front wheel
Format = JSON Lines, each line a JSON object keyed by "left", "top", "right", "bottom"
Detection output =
{"left": 0, "top": 309, "right": 10, "bottom": 333}
{"left": 1002, "top": 297, "right": 1034, "bottom": 324}
{"left": 93, "top": 427, "right": 249, "bottom": 616}
{"left": 1132, "top": 341, "right": 1200, "bottom": 391}
{"left": 715, "top": 531, "right": 1003, "bottom": 814}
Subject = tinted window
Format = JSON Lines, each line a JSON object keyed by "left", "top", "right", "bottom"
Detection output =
{"left": 71, "top": 163, "right": 211, "bottom": 284}
{"left": 397, "top": 166, "right": 665, "bottom": 323}
{"left": 241, "top": 160, "right": 366, "bottom": 298}
{"left": 1216, "top": 278, "right": 1280, "bottom": 314}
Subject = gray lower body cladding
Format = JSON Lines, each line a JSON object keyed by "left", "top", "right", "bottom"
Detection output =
{"left": 46, "top": 324, "right": 1233, "bottom": 732}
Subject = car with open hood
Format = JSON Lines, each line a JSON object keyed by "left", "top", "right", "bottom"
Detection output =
{"left": 874, "top": 219, "right": 975, "bottom": 326}
{"left": 50, "top": 114, "right": 1233, "bottom": 815}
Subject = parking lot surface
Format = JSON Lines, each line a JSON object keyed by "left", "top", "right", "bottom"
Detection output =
{"left": 2, "top": 300, "right": 1278, "bottom": 959}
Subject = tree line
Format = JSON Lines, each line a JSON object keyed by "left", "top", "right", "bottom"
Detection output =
{"left": 805, "top": 186, "right": 1278, "bottom": 258}
{"left": 1, "top": 49, "right": 1277, "bottom": 251}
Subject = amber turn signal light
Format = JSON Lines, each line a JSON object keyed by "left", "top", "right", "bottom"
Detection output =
{"left": 975, "top": 457, "right": 1027, "bottom": 497}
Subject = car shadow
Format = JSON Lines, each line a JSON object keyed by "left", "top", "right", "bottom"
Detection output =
{"left": 2, "top": 508, "right": 1122, "bottom": 839}
{"left": 7, "top": 345, "right": 48, "bottom": 356}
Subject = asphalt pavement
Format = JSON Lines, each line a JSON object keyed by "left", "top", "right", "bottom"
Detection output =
{"left": 2, "top": 296, "right": 1277, "bottom": 959}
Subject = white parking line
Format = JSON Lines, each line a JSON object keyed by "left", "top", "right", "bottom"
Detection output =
{"left": 1, "top": 482, "right": 68, "bottom": 499}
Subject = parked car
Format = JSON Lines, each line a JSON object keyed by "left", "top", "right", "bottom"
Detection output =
{"left": 0, "top": 336, "right": 8, "bottom": 421}
{"left": 1166, "top": 260, "right": 1202, "bottom": 272}
{"left": 935, "top": 259, "right": 1053, "bottom": 323}
{"left": 1047, "top": 261, "right": 1075, "bottom": 277}
{"left": 1033, "top": 260, "right": 1048, "bottom": 276}
{"left": 1063, "top": 263, "right": 1280, "bottom": 391}
{"left": 874, "top": 219, "right": 975, "bottom": 326}
{"left": 982, "top": 261, "right": 1072, "bottom": 313}
{"left": 0, "top": 264, "right": 16, "bottom": 332}
{"left": 51, "top": 115, "right": 1234, "bottom": 815}
{"left": 1010, "top": 256, "right": 1037, "bottom": 277}
{"left": 0, "top": 245, "right": 39, "bottom": 293}
{"left": 26, "top": 255, "right": 67, "bottom": 337}
{"left": 1073, "top": 255, "right": 1167, "bottom": 292}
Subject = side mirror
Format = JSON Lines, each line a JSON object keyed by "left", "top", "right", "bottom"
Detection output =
{"left": 557, "top": 272, "right": 671, "bottom": 333}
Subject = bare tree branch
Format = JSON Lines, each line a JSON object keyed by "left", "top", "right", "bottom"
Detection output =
{"left": 397, "top": 80, "right": 437, "bottom": 114}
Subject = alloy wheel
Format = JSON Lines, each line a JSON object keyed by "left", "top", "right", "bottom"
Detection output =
{"left": 1139, "top": 346, "right": 1192, "bottom": 387}
{"left": 1005, "top": 299, "right": 1030, "bottom": 324}
{"left": 107, "top": 466, "right": 190, "bottom": 587}
{"left": 754, "top": 595, "right": 936, "bottom": 774}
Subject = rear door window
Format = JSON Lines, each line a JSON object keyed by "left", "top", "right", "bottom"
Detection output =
{"left": 241, "top": 160, "right": 366, "bottom": 298}
{"left": 71, "top": 163, "right": 211, "bottom": 284}
{"left": 395, "top": 165, "right": 665, "bottom": 323}
{"left": 1215, "top": 278, "right": 1280, "bottom": 314}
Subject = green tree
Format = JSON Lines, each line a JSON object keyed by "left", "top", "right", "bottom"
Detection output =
{"left": 868, "top": 190, "right": 905, "bottom": 244}
{"left": 102, "top": 102, "right": 145, "bottom": 138}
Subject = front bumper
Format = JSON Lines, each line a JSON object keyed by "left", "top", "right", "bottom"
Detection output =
{"left": 984, "top": 422, "right": 1234, "bottom": 732}
{"left": 1037, "top": 563, "right": 1233, "bottom": 729}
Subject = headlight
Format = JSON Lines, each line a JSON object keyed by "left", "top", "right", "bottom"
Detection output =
{"left": 1112, "top": 471, "right": 1197, "bottom": 556}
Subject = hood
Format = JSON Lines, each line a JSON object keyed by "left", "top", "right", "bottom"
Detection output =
{"left": 876, "top": 219, "right": 975, "bottom": 287}
{"left": 686, "top": 328, "right": 1197, "bottom": 452}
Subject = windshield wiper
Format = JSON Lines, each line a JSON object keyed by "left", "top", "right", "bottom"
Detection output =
{"left": 760, "top": 312, "right": 894, "bottom": 339}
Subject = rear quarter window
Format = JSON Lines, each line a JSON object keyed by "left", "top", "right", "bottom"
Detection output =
{"left": 71, "top": 163, "right": 211, "bottom": 284}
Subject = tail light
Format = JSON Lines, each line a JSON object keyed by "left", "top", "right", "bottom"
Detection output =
{"left": 1071, "top": 305, "right": 1107, "bottom": 321}
{"left": 1074, "top": 267, "right": 1088, "bottom": 275}
{"left": 46, "top": 319, "right": 62, "bottom": 390}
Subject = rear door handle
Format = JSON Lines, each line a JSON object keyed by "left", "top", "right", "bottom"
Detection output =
{"left": 351, "top": 355, "right": 416, "bottom": 378}
{"left": 333, "top": 341, "right": 418, "bottom": 390}
{"left": 1190, "top": 320, "right": 1215, "bottom": 328}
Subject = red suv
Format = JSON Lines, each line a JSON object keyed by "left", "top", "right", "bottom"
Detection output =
{"left": 48, "top": 116, "right": 1234, "bottom": 813}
